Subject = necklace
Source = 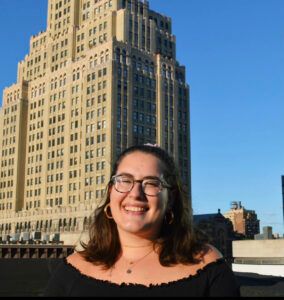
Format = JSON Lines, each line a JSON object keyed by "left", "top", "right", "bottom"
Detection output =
{"left": 122, "top": 244, "right": 153, "bottom": 248}
{"left": 124, "top": 249, "right": 154, "bottom": 274}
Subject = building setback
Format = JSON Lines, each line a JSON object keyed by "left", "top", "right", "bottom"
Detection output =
{"left": 0, "top": 0, "right": 190, "bottom": 242}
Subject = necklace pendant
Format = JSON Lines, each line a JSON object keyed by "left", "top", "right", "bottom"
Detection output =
{"left": 126, "top": 269, "right": 132, "bottom": 274}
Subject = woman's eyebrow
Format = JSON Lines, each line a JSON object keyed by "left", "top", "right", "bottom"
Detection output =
{"left": 116, "top": 173, "right": 161, "bottom": 180}
{"left": 142, "top": 176, "right": 161, "bottom": 180}
{"left": 115, "top": 172, "right": 134, "bottom": 177}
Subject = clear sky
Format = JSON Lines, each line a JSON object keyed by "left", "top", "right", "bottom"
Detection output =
{"left": 0, "top": 0, "right": 283, "bottom": 235}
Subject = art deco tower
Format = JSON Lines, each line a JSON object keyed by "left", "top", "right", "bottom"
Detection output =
{"left": 0, "top": 0, "right": 190, "bottom": 242}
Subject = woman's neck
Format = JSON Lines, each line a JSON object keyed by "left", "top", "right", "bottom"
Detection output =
{"left": 121, "top": 243, "right": 154, "bottom": 248}
{"left": 118, "top": 231, "right": 157, "bottom": 258}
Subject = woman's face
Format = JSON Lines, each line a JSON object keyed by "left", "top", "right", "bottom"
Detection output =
{"left": 109, "top": 151, "right": 170, "bottom": 240}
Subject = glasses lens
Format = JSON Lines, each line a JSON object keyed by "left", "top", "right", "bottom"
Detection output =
{"left": 114, "top": 175, "right": 133, "bottom": 193}
{"left": 143, "top": 179, "right": 162, "bottom": 196}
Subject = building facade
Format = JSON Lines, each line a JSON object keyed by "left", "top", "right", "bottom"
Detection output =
{"left": 232, "top": 239, "right": 284, "bottom": 277}
{"left": 0, "top": 0, "right": 190, "bottom": 243}
{"left": 223, "top": 201, "right": 260, "bottom": 239}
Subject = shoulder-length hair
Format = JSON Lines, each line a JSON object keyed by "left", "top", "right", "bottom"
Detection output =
{"left": 80, "top": 145, "right": 209, "bottom": 269}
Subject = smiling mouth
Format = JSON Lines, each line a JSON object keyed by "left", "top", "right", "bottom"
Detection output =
{"left": 124, "top": 206, "right": 148, "bottom": 213}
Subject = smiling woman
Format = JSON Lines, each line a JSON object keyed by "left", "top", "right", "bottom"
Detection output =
{"left": 44, "top": 145, "right": 240, "bottom": 297}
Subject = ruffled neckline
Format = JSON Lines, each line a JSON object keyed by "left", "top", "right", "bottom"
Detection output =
{"left": 63, "top": 257, "right": 226, "bottom": 288}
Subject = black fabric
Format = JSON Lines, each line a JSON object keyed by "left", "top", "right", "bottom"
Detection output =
{"left": 43, "top": 258, "right": 240, "bottom": 297}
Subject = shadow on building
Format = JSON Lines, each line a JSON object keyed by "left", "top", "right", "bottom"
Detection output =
{"left": 193, "top": 209, "right": 240, "bottom": 262}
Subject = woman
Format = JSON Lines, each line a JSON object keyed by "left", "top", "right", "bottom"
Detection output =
{"left": 44, "top": 145, "right": 240, "bottom": 297}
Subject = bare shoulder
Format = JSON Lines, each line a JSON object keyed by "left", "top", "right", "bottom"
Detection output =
{"left": 66, "top": 251, "right": 104, "bottom": 276}
{"left": 66, "top": 251, "right": 89, "bottom": 270}
{"left": 67, "top": 251, "right": 82, "bottom": 264}
{"left": 202, "top": 244, "right": 223, "bottom": 264}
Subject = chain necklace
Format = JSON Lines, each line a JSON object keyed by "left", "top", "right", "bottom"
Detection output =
{"left": 124, "top": 249, "right": 154, "bottom": 274}
{"left": 122, "top": 243, "right": 153, "bottom": 248}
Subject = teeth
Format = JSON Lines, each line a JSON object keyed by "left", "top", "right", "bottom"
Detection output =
{"left": 125, "top": 206, "right": 146, "bottom": 212}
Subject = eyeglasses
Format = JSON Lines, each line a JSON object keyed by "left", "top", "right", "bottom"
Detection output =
{"left": 111, "top": 174, "right": 171, "bottom": 196}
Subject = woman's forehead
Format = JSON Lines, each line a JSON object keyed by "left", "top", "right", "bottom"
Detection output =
{"left": 117, "top": 151, "right": 165, "bottom": 174}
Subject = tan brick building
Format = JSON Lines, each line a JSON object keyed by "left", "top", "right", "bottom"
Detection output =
{"left": 223, "top": 201, "right": 260, "bottom": 239}
{"left": 0, "top": 0, "right": 190, "bottom": 243}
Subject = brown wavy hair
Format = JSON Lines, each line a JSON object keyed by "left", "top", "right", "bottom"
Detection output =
{"left": 80, "top": 145, "right": 209, "bottom": 269}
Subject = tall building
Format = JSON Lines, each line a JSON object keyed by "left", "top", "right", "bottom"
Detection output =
{"left": 281, "top": 175, "right": 284, "bottom": 231}
{"left": 223, "top": 201, "right": 260, "bottom": 239}
{"left": 0, "top": 0, "right": 190, "bottom": 242}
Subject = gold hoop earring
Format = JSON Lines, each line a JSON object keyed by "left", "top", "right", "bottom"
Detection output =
{"left": 104, "top": 204, "right": 113, "bottom": 219}
{"left": 165, "top": 210, "right": 174, "bottom": 225}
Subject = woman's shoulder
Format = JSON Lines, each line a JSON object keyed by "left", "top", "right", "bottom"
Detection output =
{"left": 194, "top": 244, "right": 223, "bottom": 266}
{"left": 203, "top": 244, "right": 223, "bottom": 263}
{"left": 67, "top": 251, "right": 84, "bottom": 265}
{"left": 196, "top": 245, "right": 240, "bottom": 297}
{"left": 66, "top": 251, "right": 105, "bottom": 277}
{"left": 66, "top": 251, "right": 91, "bottom": 273}
{"left": 49, "top": 253, "right": 84, "bottom": 278}
{"left": 44, "top": 255, "right": 82, "bottom": 296}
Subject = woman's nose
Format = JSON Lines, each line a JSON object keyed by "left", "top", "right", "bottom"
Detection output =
{"left": 128, "top": 181, "right": 145, "bottom": 199}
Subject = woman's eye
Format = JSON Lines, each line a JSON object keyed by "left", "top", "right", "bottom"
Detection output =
{"left": 145, "top": 180, "right": 159, "bottom": 187}
{"left": 121, "top": 178, "right": 132, "bottom": 184}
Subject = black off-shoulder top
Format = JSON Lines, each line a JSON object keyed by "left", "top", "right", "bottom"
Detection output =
{"left": 43, "top": 258, "right": 240, "bottom": 297}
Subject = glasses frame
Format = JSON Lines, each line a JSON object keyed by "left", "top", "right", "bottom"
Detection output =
{"left": 111, "top": 174, "right": 171, "bottom": 196}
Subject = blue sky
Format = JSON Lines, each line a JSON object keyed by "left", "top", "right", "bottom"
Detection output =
{"left": 0, "top": 0, "right": 283, "bottom": 235}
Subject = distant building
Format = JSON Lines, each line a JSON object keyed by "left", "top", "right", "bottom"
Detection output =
{"left": 255, "top": 226, "right": 274, "bottom": 240}
{"left": 223, "top": 201, "right": 260, "bottom": 239}
{"left": 193, "top": 209, "right": 236, "bottom": 260}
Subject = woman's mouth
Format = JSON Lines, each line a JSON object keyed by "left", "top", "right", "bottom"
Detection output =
{"left": 124, "top": 206, "right": 148, "bottom": 213}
